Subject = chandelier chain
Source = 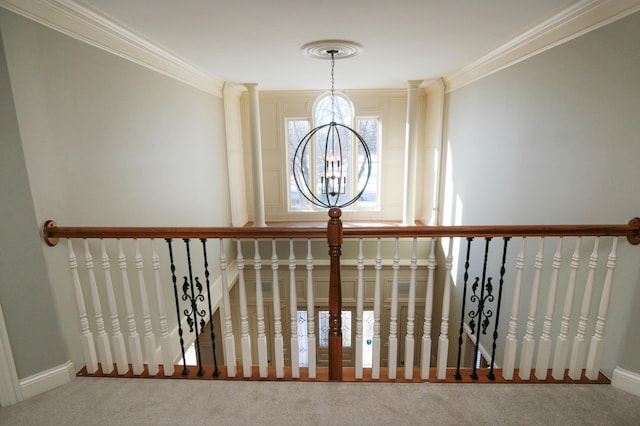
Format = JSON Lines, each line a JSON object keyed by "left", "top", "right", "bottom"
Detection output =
{"left": 330, "top": 50, "right": 336, "bottom": 123}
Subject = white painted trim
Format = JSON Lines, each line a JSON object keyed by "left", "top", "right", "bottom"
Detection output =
{"left": 0, "top": 0, "right": 224, "bottom": 97}
{"left": 445, "top": 0, "right": 640, "bottom": 92}
{"left": 19, "top": 360, "right": 75, "bottom": 400}
{"left": 612, "top": 367, "right": 640, "bottom": 397}
{"left": 0, "top": 304, "right": 23, "bottom": 406}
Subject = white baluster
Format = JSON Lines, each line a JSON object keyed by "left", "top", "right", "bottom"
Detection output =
{"left": 372, "top": 239, "right": 382, "bottom": 380}
{"left": 355, "top": 239, "right": 365, "bottom": 379}
{"left": 569, "top": 237, "right": 600, "bottom": 380}
{"left": 535, "top": 238, "right": 563, "bottom": 380}
{"left": 388, "top": 238, "right": 400, "bottom": 380}
{"left": 436, "top": 238, "right": 453, "bottom": 380}
{"left": 288, "top": 240, "right": 299, "bottom": 379}
{"left": 503, "top": 238, "right": 526, "bottom": 380}
{"left": 134, "top": 240, "right": 159, "bottom": 376}
{"left": 306, "top": 239, "right": 317, "bottom": 378}
{"left": 218, "top": 239, "right": 237, "bottom": 377}
{"left": 519, "top": 238, "right": 544, "bottom": 380}
{"left": 254, "top": 240, "right": 268, "bottom": 378}
{"left": 552, "top": 238, "right": 581, "bottom": 380}
{"left": 420, "top": 238, "right": 436, "bottom": 380}
{"left": 67, "top": 240, "right": 98, "bottom": 374}
{"left": 236, "top": 240, "right": 252, "bottom": 378}
{"left": 100, "top": 240, "right": 128, "bottom": 375}
{"left": 271, "top": 240, "right": 284, "bottom": 378}
{"left": 83, "top": 239, "right": 113, "bottom": 374}
{"left": 117, "top": 239, "right": 144, "bottom": 375}
{"left": 586, "top": 237, "right": 618, "bottom": 380}
{"left": 405, "top": 238, "right": 418, "bottom": 379}
{"left": 150, "top": 240, "right": 174, "bottom": 376}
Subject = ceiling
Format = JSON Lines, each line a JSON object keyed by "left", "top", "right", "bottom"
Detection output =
{"left": 79, "top": 0, "right": 575, "bottom": 91}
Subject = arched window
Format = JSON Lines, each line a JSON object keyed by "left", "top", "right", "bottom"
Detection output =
{"left": 288, "top": 92, "right": 379, "bottom": 211}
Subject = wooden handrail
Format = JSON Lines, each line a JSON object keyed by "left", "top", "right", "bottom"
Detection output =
{"left": 43, "top": 218, "right": 640, "bottom": 246}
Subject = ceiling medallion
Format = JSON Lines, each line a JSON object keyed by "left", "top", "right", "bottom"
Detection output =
{"left": 301, "top": 40, "right": 363, "bottom": 60}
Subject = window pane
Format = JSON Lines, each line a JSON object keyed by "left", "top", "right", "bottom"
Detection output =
{"left": 297, "top": 311, "right": 309, "bottom": 367}
{"left": 357, "top": 118, "right": 379, "bottom": 209}
{"left": 288, "top": 119, "right": 311, "bottom": 210}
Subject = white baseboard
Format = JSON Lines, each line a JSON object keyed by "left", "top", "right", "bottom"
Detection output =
{"left": 612, "top": 367, "right": 640, "bottom": 397}
{"left": 19, "top": 360, "right": 75, "bottom": 400}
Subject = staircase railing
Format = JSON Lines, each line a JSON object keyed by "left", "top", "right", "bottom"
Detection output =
{"left": 42, "top": 217, "right": 639, "bottom": 382}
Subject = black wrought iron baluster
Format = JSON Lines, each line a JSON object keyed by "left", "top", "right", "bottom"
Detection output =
{"left": 166, "top": 239, "right": 189, "bottom": 376}
{"left": 183, "top": 239, "right": 206, "bottom": 376}
{"left": 470, "top": 237, "right": 493, "bottom": 380}
{"left": 454, "top": 237, "right": 474, "bottom": 380}
{"left": 488, "top": 237, "right": 511, "bottom": 380}
{"left": 201, "top": 238, "right": 220, "bottom": 377}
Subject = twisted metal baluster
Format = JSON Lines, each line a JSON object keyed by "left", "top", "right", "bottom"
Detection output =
{"left": 454, "top": 237, "right": 474, "bottom": 380}
{"left": 201, "top": 239, "right": 220, "bottom": 377}
{"left": 166, "top": 239, "right": 188, "bottom": 376}
{"left": 488, "top": 237, "right": 510, "bottom": 380}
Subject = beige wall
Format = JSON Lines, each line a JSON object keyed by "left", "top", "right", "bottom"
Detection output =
{"left": 242, "top": 89, "right": 427, "bottom": 222}
{"left": 443, "top": 11, "right": 640, "bottom": 377}
{"left": 0, "top": 25, "right": 68, "bottom": 378}
{"left": 0, "top": 9, "right": 231, "bottom": 374}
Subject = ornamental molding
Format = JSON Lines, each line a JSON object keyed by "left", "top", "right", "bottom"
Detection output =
{"left": 0, "top": 0, "right": 224, "bottom": 97}
{"left": 445, "top": 0, "right": 640, "bottom": 93}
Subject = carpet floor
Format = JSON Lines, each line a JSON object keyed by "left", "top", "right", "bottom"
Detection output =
{"left": 1, "top": 377, "right": 640, "bottom": 425}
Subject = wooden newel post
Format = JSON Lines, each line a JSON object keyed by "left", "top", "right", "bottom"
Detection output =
{"left": 327, "top": 207, "right": 343, "bottom": 380}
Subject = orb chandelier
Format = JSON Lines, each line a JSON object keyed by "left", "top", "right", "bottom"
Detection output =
{"left": 292, "top": 41, "right": 371, "bottom": 209}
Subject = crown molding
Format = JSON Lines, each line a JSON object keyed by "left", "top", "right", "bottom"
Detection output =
{"left": 445, "top": 0, "right": 640, "bottom": 93}
{"left": 0, "top": 0, "right": 224, "bottom": 97}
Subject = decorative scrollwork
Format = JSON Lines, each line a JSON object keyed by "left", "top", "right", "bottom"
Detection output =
{"left": 182, "top": 277, "right": 206, "bottom": 333}
{"left": 469, "top": 277, "right": 495, "bottom": 336}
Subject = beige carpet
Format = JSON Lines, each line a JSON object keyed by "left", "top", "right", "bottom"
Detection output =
{"left": 2, "top": 377, "right": 640, "bottom": 425}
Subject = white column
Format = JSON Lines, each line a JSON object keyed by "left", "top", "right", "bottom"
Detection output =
{"left": 388, "top": 239, "right": 400, "bottom": 379}
{"left": 420, "top": 238, "right": 436, "bottom": 379}
{"left": 519, "top": 238, "right": 544, "bottom": 380}
{"left": 100, "top": 240, "right": 128, "bottom": 375}
{"left": 372, "top": 239, "right": 382, "bottom": 379}
{"left": 218, "top": 239, "right": 237, "bottom": 377}
{"left": 402, "top": 80, "right": 422, "bottom": 226}
{"left": 586, "top": 237, "right": 618, "bottom": 380}
{"left": 271, "top": 240, "right": 284, "bottom": 378}
{"left": 569, "top": 238, "right": 600, "bottom": 379}
{"left": 435, "top": 238, "right": 453, "bottom": 380}
{"left": 503, "top": 238, "right": 526, "bottom": 380}
{"left": 552, "top": 238, "right": 581, "bottom": 380}
{"left": 236, "top": 240, "right": 252, "bottom": 377}
{"left": 83, "top": 240, "right": 113, "bottom": 374}
{"left": 67, "top": 240, "right": 98, "bottom": 374}
{"left": 244, "top": 83, "right": 266, "bottom": 227}
{"left": 535, "top": 238, "right": 563, "bottom": 380}
{"left": 305, "top": 240, "right": 316, "bottom": 378}
{"left": 288, "top": 240, "right": 299, "bottom": 378}
{"left": 117, "top": 240, "right": 144, "bottom": 375}
{"left": 424, "top": 79, "right": 445, "bottom": 226}
{"left": 254, "top": 241, "right": 268, "bottom": 378}
{"left": 404, "top": 238, "right": 418, "bottom": 379}
{"left": 150, "top": 240, "right": 174, "bottom": 377}
{"left": 355, "top": 239, "right": 365, "bottom": 379}
{"left": 134, "top": 240, "right": 159, "bottom": 376}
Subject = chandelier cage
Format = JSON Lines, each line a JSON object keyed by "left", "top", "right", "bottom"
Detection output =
{"left": 292, "top": 49, "right": 372, "bottom": 209}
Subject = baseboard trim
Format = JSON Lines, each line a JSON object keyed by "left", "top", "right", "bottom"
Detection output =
{"left": 612, "top": 367, "right": 640, "bottom": 397}
{"left": 19, "top": 360, "right": 75, "bottom": 400}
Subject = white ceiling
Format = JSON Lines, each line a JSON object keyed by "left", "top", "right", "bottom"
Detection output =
{"left": 79, "top": 0, "right": 575, "bottom": 90}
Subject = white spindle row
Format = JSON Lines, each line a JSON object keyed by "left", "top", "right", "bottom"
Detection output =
{"left": 64, "top": 234, "right": 620, "bottom": 382}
